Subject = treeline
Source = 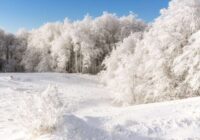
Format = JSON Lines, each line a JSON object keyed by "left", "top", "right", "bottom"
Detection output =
{"left": 0, "top": 12, "right": 146, "bottom": 73}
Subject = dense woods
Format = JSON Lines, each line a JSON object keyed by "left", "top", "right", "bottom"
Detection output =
{"left": 0, "top": 13, "right": 146, "bottom": 73}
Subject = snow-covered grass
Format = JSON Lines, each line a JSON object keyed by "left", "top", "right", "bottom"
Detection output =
{"left": 0, "top": 73, "right": 200, "bottom": 140}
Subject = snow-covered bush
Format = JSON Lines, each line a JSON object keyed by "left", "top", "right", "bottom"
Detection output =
{"left": 16, "top": 85, "right": 65, "bottom": 139}
{"left": 102, "top": 0, "right": 200, "bottom": 105}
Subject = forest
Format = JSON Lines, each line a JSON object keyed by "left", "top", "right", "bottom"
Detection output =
{"left": 0, "top": 13, "right": 146, "bottom": 73}
{"left": 1, "top": 0, "right": 200, "bottom": 105}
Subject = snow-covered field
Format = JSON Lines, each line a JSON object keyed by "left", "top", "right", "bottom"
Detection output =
{"left": 0, "top": 73, "right": 200, "bottom": 140}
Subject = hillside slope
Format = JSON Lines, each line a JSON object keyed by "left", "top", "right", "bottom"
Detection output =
{"left": 0, "top": 73, "right": 200, "bottom": 140}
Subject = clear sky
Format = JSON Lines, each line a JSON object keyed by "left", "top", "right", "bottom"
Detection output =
{"left": 0, "top": 0, "right": 169, "bottom": 33}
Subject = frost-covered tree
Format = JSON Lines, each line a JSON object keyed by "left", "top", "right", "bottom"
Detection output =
{"left": 14, "top": 29, "right": 29, "bottom": 71}
{"left": 102, "top": 0, "right": 200, "bottom": 105}
{"left": 0, "top": 29, "right": 7, "bottom": 71}
{"left": 101, "top": 32, "right": 143, "bottom": 105}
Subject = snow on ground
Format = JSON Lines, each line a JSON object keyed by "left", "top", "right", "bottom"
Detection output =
{"left": 0, "top": 73, "right": 200, "bottom": 140}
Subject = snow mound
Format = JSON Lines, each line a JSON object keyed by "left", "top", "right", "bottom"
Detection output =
{"left": 0, "top": 76, "right": 14, "bottom": 81}
{"left": 12, "top": 85, "right": 109, "bottom": 140}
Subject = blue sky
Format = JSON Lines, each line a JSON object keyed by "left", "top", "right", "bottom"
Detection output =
{"left": 0, "top": 0, "right": 169, "bottom": 33}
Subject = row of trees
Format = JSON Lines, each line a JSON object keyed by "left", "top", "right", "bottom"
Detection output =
{"left": 0, "top": 12, "right": 146, "bottom": 73}
{"left": 23, "top": 12, "right": 146, "bottom": 73}
{"left": 101, "top": 0, "right": 200, "bottom": 105}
